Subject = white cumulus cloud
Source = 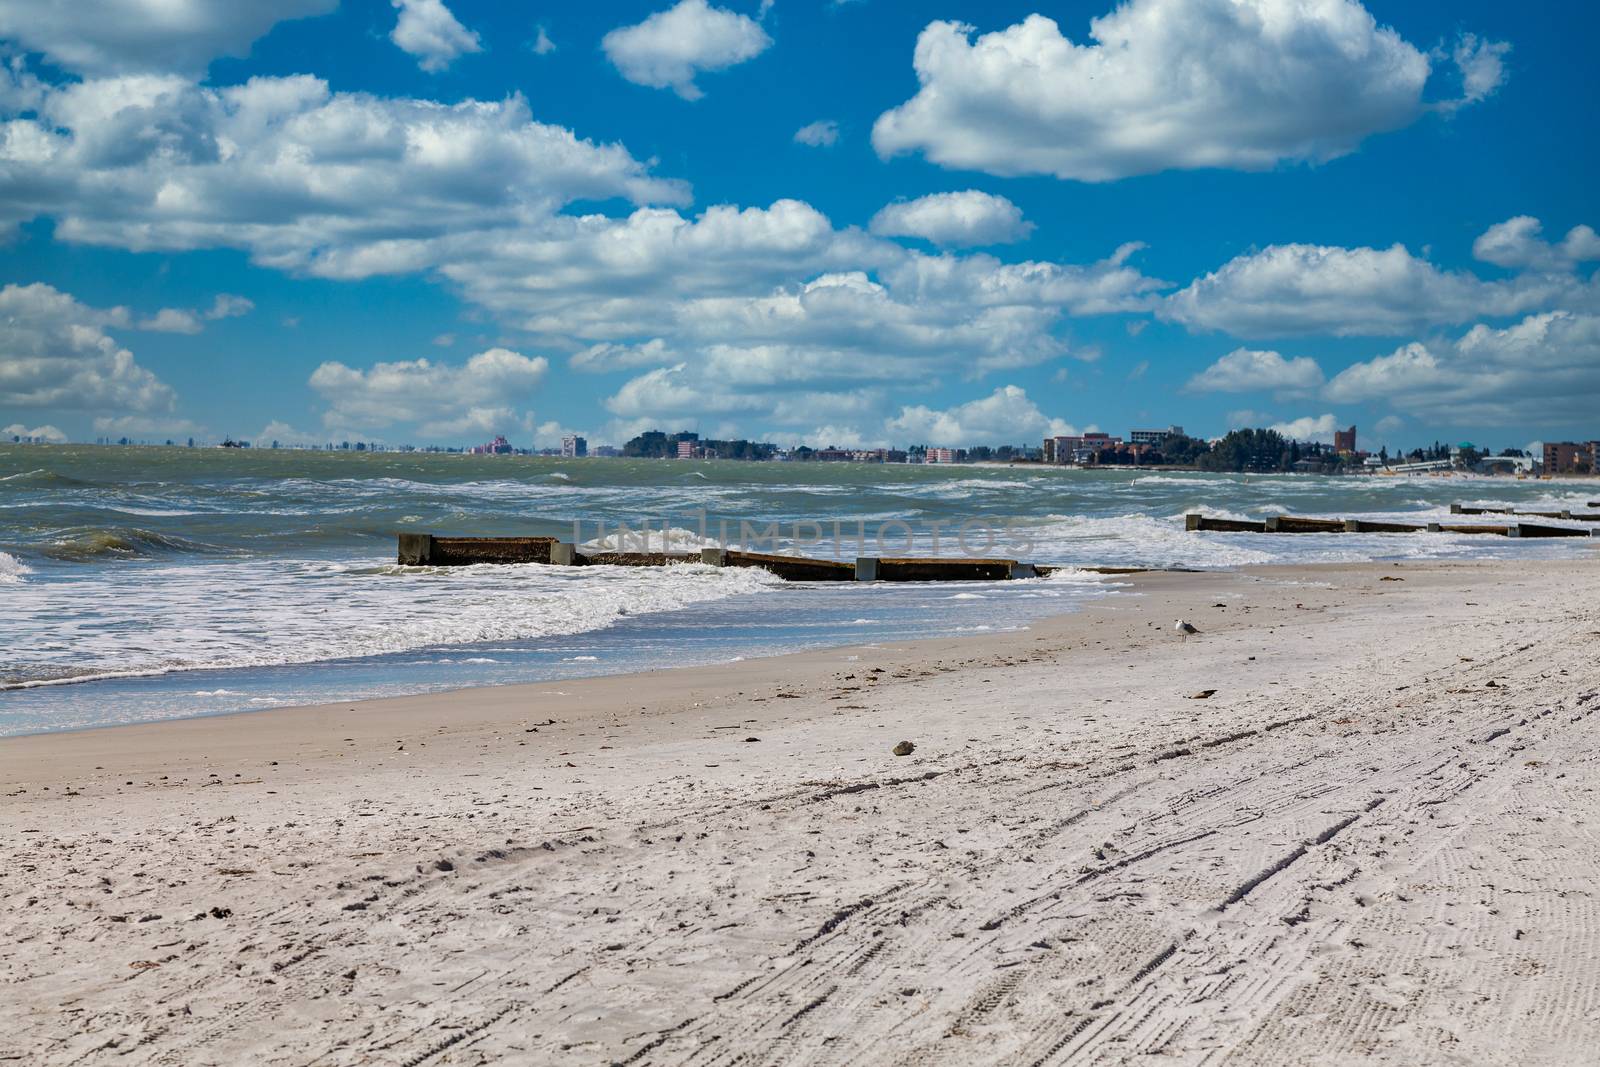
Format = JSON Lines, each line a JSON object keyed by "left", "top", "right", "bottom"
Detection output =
{"left": 390, "top": 0, "right": 482, "bottom": 73}
{"left": 1164, "top": 242, "right": 1583, "bottom": 337}
{"left": 870, "top": 190, "right": 1033, "bottom": 248}
{"left": 571, "top": 338, "right": 679, "bottom": 373}
{"left": 1472, "top": 216, "right": 1600, "bottom": 273}
{"left": 205, "top": 294, "right": 254, "bottom": 320}
{"left": 1268, "top": 413, "right": 1343, "bottom": 443}
{"left": 309, "top": 347, "right": 550, "bottom": 438}
{"left": 0, "top": 0, "right": 334, "bottom": 75}
{"left": 603, "top": 0, "right": 772, "bottom": 100}
{"left": 0, "top": 73, "right": 688, "bottom": 272}
{"left": 794, "top": 120, "right": 839, "bottom": 147}
{"left": 885, "top": 386, "right": 1076, "bottom": 445}
{"left": 1450, "top": 33, "right": 1511, "bottom": 107}
{"left": 132, "top": 292, "right": 252, "bottom": 334}
{"left": 872, "top": 0, "right": 1500, "bottom": 182}
{"left": 257, "top": 420, "right": 317, "bottom": 446}
{"left": 1324, "top": 311, "right": 1600, "bottom": 425}
{"left": 0, "top": 55, "right": 1174, "bottom": 445}
{"left": 3, "top": 422, "right": 68, "bottom": 442}
{"left": 0, "top": 282, "right": 180, "bottom": 417}
{"left": 1185, "top": 347, "right": 1324, "bottom": 393}
{"left": 438, "top": 201, "right": 1161, "bottom": 389}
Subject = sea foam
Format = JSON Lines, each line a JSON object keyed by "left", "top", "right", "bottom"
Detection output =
{"left": 0, "top": 551, "right": 28, "bottom": 583}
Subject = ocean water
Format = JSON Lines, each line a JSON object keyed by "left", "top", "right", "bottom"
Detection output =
{"left": 1, "top": 445, "right": 1594, "bottom": 735}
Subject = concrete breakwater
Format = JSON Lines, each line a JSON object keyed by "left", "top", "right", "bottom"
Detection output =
{"left": 1185, "top": 513, "right": 1598, "bottom": 538}
{"left": 396, "top": 533, "right": 1086, "bottom": 581}
{"left": 1450, "top": 504, "right": 1600, "bottom": 520}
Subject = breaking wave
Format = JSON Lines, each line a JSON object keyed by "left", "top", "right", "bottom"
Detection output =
{"left": 0, "top": 551, "right": 28, "bottom": 583}
{"left": 41, "top": 527, "right": 226, "bottom": 561}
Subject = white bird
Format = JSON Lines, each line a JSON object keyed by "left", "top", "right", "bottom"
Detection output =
{"left": 1175, "top": 619, "right": 1199, "bottom": 641}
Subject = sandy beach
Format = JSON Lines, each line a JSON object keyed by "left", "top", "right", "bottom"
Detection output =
{"left": 3, "top": 558, "right": 1598, "bottom": 1065}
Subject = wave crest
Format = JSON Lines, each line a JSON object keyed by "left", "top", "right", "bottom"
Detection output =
{"left": 42, "top": 527, "right": 225, "bottom": 561}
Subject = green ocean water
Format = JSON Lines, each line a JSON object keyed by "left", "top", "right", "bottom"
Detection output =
{"left": 1, "top": 444, "right": 1593, "bottom": 734}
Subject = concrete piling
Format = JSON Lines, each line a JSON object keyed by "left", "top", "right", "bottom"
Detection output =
{"left": 397, "top": 534, "right": 1051, "bottom": 582}
{"left": 1344, "top": 519, "right": 1425, "bottom": 533}
{"left": 876, "top": 558, "right": 1016, "bottom": 581}
{"left": 1185, "top": 514, "right": 1268, "bottom": 533}
{"left": 1508, "top": 523, "right": 1591, "bottom": 538}
{"left": 1186, "top": 512, "right": 1592, "bottom": 539}
{"left": 720, "top": 550, "right": 854, "bottom": 581}
{"left": 1452, "top": 504, "right": 1596, "bottom": 520}
{"left": 1265, "top": 516, "right": 1345, "bottom": 533}
{"left": 396, "top": 534, "right": 559, "bottom": 566}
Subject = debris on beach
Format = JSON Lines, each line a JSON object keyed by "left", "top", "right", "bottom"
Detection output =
{"left": 893, "top": 740, "right": 916, "bottom": 756}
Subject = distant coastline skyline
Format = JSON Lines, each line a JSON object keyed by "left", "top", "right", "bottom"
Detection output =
{"left": 1, "top": 1, "right": 1596, "bottom": 451}
{"left": 9, "top": 422, "right": 1587, "bottom": 477}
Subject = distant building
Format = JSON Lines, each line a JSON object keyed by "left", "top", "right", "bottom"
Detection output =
{"left": 847, "top": 448, "right": 907, "bottom": 463}
{"left": 926, "top": 447, "right": 957, "bottom": 464}
{"left": 1044, "top": 432, "right": 1123, "bottom": 465}
{"left": 560, "top": 434, "right": 587, "bottom": 458}
{"left": 471, "top": 435, "right": 513, "bottom": 455}
{"left": 1129, "top": 425, "right": 1183, "bottom": 446}
{"left": 1543, "top": 440, "right": 1597, "bottom": 474}
{"left": 1476, "top": 454, "right": 1535, "bottom": 474}
{"left": 676, "top": 440, "right": 695, "bottom": 459}
{"left": 593, "top": 445, "right": 621, "bottom": 458}
{"left": 1333, "top": 425, "right": 1357, "bottom": 453}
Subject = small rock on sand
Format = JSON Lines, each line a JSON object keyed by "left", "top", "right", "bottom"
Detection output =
{"left": 892, "top": 741, "right": 915, "bottom": 756}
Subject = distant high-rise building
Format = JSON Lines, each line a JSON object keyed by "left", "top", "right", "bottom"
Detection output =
{"left": 561, "top": 434, "right": 587, "bottom": 458}
{"left": 1130, "top": 425, "right": 1183, "bottom": 446}
{"left": 1543, "top": 441, "right": 1596, "bottom": 474}
{"left": 472, "top": 435, "right": 513, "bottom": 455}
{"left": 926, "top": 447, "right": 957, "bottom": 464}
{"left": 677, "top": 440, "right": 695, "bottom": 459}
{"left": 1333, "top": 425, "right": 1357, "bottom": 453}
{"left": 1045, "top": 432, "right": 1123, "bottom": 465}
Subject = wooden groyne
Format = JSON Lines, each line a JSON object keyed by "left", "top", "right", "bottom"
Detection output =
{"left": 395, "top": 535, "right": 1107, "bottom": 581}
{"left": 1186, "top": 513, "right": 1598, "bottom": 539}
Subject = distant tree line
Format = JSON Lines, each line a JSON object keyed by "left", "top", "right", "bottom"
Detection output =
{"left": 1082, "top": 429, "right": 1363, "bottom": 473}
{"left": 622, "top": 430, "right": 777, "bottom": 461}
{"left": 618, "top": 426, "right": 1508, "bottom": 473}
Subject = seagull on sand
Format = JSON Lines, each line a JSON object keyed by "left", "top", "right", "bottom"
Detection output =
{"left": 1175, "top": 619, "right": 1199, "bottom": 641}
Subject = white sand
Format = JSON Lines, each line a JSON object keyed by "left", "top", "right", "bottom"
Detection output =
{"left": 3, "top": 559, "right": 1598, "bottom": 1065}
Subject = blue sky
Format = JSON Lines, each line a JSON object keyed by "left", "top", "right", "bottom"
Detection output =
{"left": 1, "top": 0, "right": 1596, "bottom": 451}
